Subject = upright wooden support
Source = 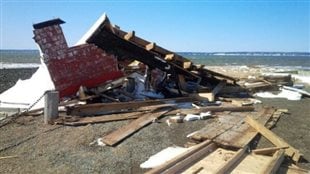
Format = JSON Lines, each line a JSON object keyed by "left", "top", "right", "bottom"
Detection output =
{"left": 44, "top": 90, "right": 59, "bottom": 124}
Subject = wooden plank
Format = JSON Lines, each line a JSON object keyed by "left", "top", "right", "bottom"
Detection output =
{"left": 214, "top": 146, "right": 248, "bottom": 174}
{"left": 102, "top": 107, "right": 172, "bottom": 146}
{"left": 183, "top": 148, "right": 272, "bottom": 174}
{"left": 245, "top": 116, "right": 302, "bottom": 162}
{"left": 168, "top": 106, "right": 255, "bottom": 116}
{"left": 59, "top": 112, "right": 146, "bottom": 126}
{"left": 146, "top": 140, "right": 215, "bottom": 174}
{"left": 214, "top": 107, "right": 275, "bottom": 148}
{"left": 69, "top": 97, "right": 195, "bottom": 116}
{"left": 189, "top": 115, "right": 244, "bottom": 141}
{"left": 262, "top": 149, "right": 285, "bottom": 174}
{"left": 198, "top": 68, "right": 237, "bottom": 83}
{"left": 252, "top": 146, "right": 288, "bottom": 155}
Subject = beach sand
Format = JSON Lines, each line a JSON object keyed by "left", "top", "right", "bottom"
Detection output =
{"left": 0, "top": 67, "right": 309, "bottom": 173}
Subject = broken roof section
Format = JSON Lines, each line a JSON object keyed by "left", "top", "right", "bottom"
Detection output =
{"left": 81, "top": 14, "right": 237, "bottom": 83}
{"left": 32, "top": 13, "right": 238, "bottom": 99}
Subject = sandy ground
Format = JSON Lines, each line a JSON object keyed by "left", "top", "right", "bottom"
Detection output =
{"left": 0, "top": 67, "right": 309, "bottom": 173}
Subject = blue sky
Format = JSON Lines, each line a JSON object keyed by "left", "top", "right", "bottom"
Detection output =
{"left": 0, "top": 0, "right": 309, "bottom": 52}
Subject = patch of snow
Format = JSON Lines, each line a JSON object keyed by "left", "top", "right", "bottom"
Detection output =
{"left": 292, "top": 75, "right": 310, "bottom": 85}
{"left": 140, "top": 146, "right": 189, "bottom": 169}
{"left": 0, "top": 64, "right": 55, "bottom": 110}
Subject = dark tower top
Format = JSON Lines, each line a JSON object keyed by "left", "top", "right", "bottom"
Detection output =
{"left": 33, "top": 18, "right": 65, "bottom": 29}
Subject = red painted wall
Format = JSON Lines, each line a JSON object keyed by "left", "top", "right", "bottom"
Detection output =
{"left": 33, "top": 24, "right": 123, "bottom": 98}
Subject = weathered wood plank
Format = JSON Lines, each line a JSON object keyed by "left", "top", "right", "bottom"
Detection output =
{"left": 69, "top": 97, "right": 195, "bottom": 116}
{"left": 59, "top": 112, "right": 146, "bottom": 126}
{"left": 167, "top": 106, "right": 255, "bottom": 116}
{"left": 245, "top": 116, "right": 302, "bottom": 162}
{"left": 102, "top": 107, "right": 172, "bottom": 146}
{"left": 262, "top": 149, "right": 285, "bottom": 174}
{"left": 214, "top": 146, "right": 248, "bottom": 174}
{"left": 214, "top": 107, "right": 275, "bottom": 148}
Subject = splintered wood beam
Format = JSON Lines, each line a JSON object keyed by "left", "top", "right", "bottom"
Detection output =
{"left": 165, "top": 54, "right": 175, "bottom": 60}
{"left": 245, "top": 116, "right": 302, "bottom": 163}
{"left": 124, "top": 31, "right": 135, "bottom": 40}
{"left": 102, "top": 107, "right": 172, "bottom": 146}
{"left": 146, "top": 42, "right": 156, "bottom": 51}
{"left": 252, "top": 146, "right": 289, "bottom": 156}
{"left": 263, "top": 149, "right": 285, "bottom": 174}
{"left": 214, "top": 146, "right": 248, "bottom": 174}
{"left": 191, "top": 81, "right": 226, "bottom": 102}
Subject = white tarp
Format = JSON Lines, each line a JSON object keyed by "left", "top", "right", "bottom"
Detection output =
{"left": 0, "top": 63, "right": 55, "bottom": 110}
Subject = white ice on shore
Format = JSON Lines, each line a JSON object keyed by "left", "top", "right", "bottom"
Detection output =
{"left": 0, "top": 62, "right": 40, "bottom": 69}
{"left": 292, "top": 75, "right": 310, "bottom": 85}
{"left": 254, "top": 88, "right": 302, "bottom": 101}
{"left": 140, "top": 146, "right": 189, "bottom": 169}
{"left": 0, "top": 64, "right": 55, "bottom": 110}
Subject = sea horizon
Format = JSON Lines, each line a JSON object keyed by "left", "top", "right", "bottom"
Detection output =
{"left": 0, "top": 49, "right": 310, "bottom": 69}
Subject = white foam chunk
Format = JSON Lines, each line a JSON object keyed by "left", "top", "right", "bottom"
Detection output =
{"left": 0, "top": 64, "right": 55, "bottom": 110}
{"left": 140, "top": 146, "right": 189, "bottom": 169}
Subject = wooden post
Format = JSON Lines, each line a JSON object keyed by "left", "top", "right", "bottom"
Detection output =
{"left": 44, "top": 90, "right": 59, "bottom": 124}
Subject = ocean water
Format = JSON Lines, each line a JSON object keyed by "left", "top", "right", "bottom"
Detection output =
{"left": 0, "top": 50, "right": 41, "bottom": 69}
{"left": 1, "top": 50, "right": 309, "bottom": 72}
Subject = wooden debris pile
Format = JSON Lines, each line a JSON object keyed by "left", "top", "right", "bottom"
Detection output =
{"left": 1, "top": 14, "right": 308, "bottom": 173}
